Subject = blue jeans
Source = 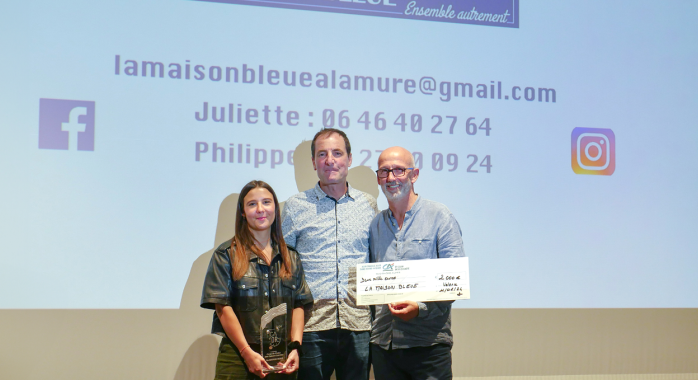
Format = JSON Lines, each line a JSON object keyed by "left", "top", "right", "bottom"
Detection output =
{"left": 298, "top": 329, "right": 370, "bottom": 380}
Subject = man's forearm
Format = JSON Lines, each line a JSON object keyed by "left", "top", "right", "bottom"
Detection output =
{"left": 417, "top": 300, "right": 453, "bottom": 319}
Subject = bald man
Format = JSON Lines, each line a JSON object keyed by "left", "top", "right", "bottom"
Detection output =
{"left": 368, "top": 146, "right": 466, "bottom": 380}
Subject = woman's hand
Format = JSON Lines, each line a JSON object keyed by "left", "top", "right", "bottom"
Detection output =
{"left": 279, "top": 349, "right": 299, "bottom": 374}
{"left": 240, "top": 347, "right": 273, "bottom": 378}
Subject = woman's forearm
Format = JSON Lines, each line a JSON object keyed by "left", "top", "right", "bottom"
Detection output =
{"left": 290, "top": 306, "right": 304, "bottom": 343}
{"left": 215, "top": 304, "right": 249, "bottom": 352}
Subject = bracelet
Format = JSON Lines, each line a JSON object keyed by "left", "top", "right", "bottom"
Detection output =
{"left": 288, "top": 341, "right": 303, "bottom": 357}
{"left": 239, "top": 345, "right": 251, "bottom": 356}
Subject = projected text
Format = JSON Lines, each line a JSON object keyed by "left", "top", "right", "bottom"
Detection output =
{"left": 115, "top": 55, "right": 556, "bottom": 104}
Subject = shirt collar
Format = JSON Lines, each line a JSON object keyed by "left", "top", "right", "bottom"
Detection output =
{"left": 242, "top": 241, "right": 281, "bottom": 262}
{"left": 388, "top": 194, "right": 421, "bottom": 220}
{"left": 312, "top": 181, "right": 355, "bottom": 201}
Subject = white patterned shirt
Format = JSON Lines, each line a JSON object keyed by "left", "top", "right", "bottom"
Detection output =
{"left": 281, "top": 182, "right": 378, "bottom": 332}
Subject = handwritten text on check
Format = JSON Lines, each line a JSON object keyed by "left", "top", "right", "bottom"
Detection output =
{"left": 356, "top": 257, "right": 470, "bottom": 306}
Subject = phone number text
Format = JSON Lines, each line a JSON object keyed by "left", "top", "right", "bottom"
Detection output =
{"left": 194, "top": 102, "right": 492, "bottom": 136}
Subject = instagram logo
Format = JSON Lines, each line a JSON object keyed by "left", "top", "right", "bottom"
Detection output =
{"left": 571, "top": 127, "right": 615, "bottom": 175}
{"left": 38, "top": 98, "right": 95, "bottom": 151}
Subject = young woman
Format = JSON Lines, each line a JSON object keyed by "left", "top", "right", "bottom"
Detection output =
{"left": 201, "top": 180, "right": 313, "bottom": 379}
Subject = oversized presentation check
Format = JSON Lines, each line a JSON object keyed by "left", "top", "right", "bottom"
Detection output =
{"left": 356, "top": 257, "right": 469, "bottom": 306}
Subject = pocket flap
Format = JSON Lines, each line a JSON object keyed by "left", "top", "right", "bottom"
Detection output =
{"left": 234, "top": 277, "right": 259, "bottom": 290}
{"left": 281, "top": 276, "right": 298, "bottom": 290}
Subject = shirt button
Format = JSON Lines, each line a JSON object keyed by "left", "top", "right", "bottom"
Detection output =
{"left": 265, "top": 274, "right": 268, "bottom": 278}
{"left": 273, "top": 289, "right": 275, "bottom": 293}
{"left": 265, "top": 292, "right": 268, "bottom": 296}
{"left": 292, "top": 285, "right": 296, "bottom": 289}
{"left": 242, "top": 285, "right": 246, "bottom": 289}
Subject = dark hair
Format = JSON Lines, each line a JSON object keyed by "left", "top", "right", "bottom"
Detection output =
{"left": 231, "top": 180, "right": 291, "bottom": 280}
{"left": 310, "top": 128, "right": 351, "bottom": 157}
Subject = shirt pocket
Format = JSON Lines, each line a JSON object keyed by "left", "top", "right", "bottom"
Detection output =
{"left": 280, "top": 276, "right": 299, "bottom": 301}
{"left": 233, "top": 276, "right": 260, "bottom": 312}
{"left": 402, "top": 238, "right": 433, "bottom": 260}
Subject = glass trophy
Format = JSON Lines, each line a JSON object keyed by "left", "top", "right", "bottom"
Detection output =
{"left": 260, "top": 302, "right": 287, "bottom": 373}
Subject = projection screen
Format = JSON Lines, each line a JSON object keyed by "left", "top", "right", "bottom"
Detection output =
{"left": 1, "top": 0, "right": 696, "bottom": 309}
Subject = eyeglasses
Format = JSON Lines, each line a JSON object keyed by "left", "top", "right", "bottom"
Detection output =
{"left": 375, "top": 167, "right": 414, "bottom": 178}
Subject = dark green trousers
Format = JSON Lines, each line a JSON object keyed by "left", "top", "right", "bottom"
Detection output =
{"left": 215, "top": 338, "right": 296, "bottom": 380}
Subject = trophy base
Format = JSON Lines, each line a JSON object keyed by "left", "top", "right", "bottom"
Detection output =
{"left": 262, "top": 364, "right": 285, "bottom": 374}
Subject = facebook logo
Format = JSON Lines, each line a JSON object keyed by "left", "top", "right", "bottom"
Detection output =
{"left": 38, "top": 98, "right": 95, "bottom": 151}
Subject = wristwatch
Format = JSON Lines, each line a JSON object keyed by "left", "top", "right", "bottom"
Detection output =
{"left": 288, "top": 341, "right": 303, "bottom": 357}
